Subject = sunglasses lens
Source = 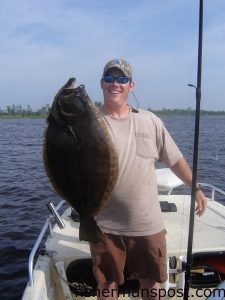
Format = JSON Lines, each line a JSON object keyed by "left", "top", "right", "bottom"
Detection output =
{"left": 103, "top": 75, "right": 130, "bottom": 84}
{"left": 103, "top": 75, "right": 114, "bottom": 83}
{"left": 118, "top": 77, "right": 129, "bottom": 84}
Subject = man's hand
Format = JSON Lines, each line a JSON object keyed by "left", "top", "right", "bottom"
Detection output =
{"left": 195, "top": 189, "right": 207, "bottom": 216}
{"left": 170, "top": 157, "right": 207, "bottom": 216}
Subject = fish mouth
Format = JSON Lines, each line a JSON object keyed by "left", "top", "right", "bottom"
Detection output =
{"left": 64, "top": 78, "right": 76, "bottom": 91}
{"left": 48, "top": 78, "right": 91, "bottom": 126}
{"left": 58, "top": 84, "right": 90, "bottom": 119}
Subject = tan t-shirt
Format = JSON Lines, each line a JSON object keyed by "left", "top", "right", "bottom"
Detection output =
{"left": 96, "top": 108, "right": 183, "bottom": 236}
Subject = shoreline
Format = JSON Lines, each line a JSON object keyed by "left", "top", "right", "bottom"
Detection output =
{"left": 1, "top": 112, "right": 225, "bottom": 119}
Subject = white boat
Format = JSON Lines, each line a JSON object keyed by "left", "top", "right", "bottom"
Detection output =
{"left": 22, "top": 168, "right": 225, "bottom": 300}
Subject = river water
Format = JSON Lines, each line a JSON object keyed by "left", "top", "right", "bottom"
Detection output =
{"left": 0, "top": 116, "right": 225, "bottom": 299}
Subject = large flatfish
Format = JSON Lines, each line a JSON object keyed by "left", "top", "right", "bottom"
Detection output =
{"left": 43, "top": 78, "right": 118, "bottom": 243}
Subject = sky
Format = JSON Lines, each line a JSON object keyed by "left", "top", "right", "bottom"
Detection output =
{"left": 1, "top": 0, "right": 225, "bottom": 111}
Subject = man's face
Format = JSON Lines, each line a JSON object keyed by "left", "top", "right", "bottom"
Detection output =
{"left": 100, "top": 68, "right": 134, "bottom": 108}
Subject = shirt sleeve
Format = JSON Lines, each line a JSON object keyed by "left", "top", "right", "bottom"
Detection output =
{"left": 156, "top": 120, "right": 183, "bottom": 167}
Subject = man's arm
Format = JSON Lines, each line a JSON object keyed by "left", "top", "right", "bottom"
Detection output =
{"left": 170, "top": 157, "right": 207, "bottom": 216}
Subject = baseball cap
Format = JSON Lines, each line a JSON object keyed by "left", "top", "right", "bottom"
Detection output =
{"left": 102, "top": 58, "right": 132, "bottom": 78}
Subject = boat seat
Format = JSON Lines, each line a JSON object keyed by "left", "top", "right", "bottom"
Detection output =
{"left": 156, "top": 168, "right": 184, "bottom": 194}
{"left": 66, "top": 258, "right": 139, "bottom": 297}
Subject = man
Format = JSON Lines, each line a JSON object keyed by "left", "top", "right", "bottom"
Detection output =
{"left": 90, "top": 58, "right": 207, "bottom": 300}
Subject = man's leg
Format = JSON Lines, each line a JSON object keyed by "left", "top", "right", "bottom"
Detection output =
{"left": 125, "top": 231, "right": 167, "bottom": 300}
{"left": 90, "top": 234, "right": 126, "bottom": 300}
{"left": 139, "top": 278, "right": 164, "bottom": 300}
{"left": 97, "top": 281, "right": 118, "bottom": 300}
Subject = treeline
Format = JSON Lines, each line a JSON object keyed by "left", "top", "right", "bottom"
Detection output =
{"left": 0, "top": 104, "right": 50, "bottom": 117}
{"left": 1, "top": 104, "right": 225, "bottom": 118}
{"left": 0, "top": 101, "right": 103, "bottom": 118}
{"left": 148, "top": 107, "right": 225, "bottom": 116}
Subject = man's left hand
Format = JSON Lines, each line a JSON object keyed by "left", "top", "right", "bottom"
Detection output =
{"left": 195, "top": 190, "right": 207, "bottom": 216}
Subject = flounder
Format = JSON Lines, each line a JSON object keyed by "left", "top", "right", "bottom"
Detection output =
{"left": 43, "top": 78, "right": 118, "bottom": 243}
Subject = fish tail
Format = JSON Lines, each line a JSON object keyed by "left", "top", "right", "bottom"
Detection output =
{"left": 79, "top": 217, "right": 106, "bottom": 243}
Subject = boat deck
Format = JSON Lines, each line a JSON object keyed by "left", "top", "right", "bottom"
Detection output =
{"left": 162, "top": 195, "right": 225, "bottom": 256}
{"left": 22, "top": 194, "right": 225, "bottom": 300}
{"left": 43, "top": 195, "right": 225, "bottom": 300}
{"left": 45, "top": 195, "right": 225, "bottom": 261}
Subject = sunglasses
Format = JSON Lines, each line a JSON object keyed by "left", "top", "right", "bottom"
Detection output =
{"left": 103, "top": 75, "right": 131, "bottom": 84}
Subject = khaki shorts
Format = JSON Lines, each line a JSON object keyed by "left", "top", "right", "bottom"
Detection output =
{"left": 90, "top": 230, "right": 167, "bottom": 285}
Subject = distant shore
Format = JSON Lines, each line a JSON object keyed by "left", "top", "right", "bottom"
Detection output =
{"left": 1, "top": 102, "right": 225, "bottom": 119}
{"left": 150, "top": 108, "right": 225, "bottom": 116}
{"left": 1, "top": 108, "right": 225, "bottom": 119}
{"left": 0, "top": 115, "right": 46, "bottom": 119}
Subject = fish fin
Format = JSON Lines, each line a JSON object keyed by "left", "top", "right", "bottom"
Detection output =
{"left": 79, "top": 217, "right": 106, "bottom": 243}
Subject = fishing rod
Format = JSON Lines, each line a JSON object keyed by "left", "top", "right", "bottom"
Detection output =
{"left": 183, "top": 0, "right": 204, "bottom": 299}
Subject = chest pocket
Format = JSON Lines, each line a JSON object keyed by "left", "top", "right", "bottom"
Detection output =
{"left": 135, "top": 132, "right": 157, "bottom": 159}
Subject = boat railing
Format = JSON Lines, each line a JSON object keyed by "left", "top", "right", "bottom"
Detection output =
{"left": 28, "top": 199, "right": 65, "bottom": 286}
{"left": 199, "top": 183, "right": 225, "bottom": 201}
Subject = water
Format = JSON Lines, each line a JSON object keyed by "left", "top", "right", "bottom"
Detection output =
{"left": 0, "top": 118, "right": 61, "bottom": 299}
{"left": 0, "top": 116, "right": 225, "bottom": 299}
{"left": 160, "top": 115, "right": 225, "bottom": 188}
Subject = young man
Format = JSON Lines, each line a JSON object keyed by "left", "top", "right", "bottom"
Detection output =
{"left": 90, "top": 58, "right": 207, "bottom": 300}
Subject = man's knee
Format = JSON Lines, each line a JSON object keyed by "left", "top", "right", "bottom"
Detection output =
{"left": 139, "top": 278, "right": 158, "bottom": 288}
{"left": 139, "top": 279, "right": 164, "bottom": 300}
